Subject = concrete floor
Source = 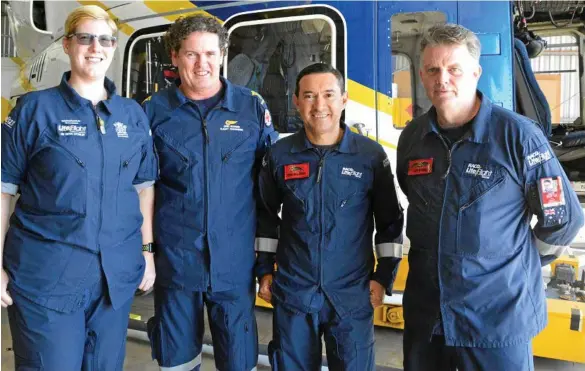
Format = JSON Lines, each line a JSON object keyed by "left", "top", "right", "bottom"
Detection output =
{"left": 2, "top": 296, "right": 585, "bottom": 370}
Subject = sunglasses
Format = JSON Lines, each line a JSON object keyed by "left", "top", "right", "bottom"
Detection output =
{"left": 67, "top": 33, "right": 117, "bottom": 47}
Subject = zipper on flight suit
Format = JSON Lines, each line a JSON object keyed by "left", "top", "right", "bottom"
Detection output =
{"left": 435, "top": 134, "right": 465, "bottom": 336}
{"left": 201, "top": 107, "right": 220, "bottom": 289}
{"left": 316, "top": 153, "right": 326, "bottom": 290}
{"left": 93, "top": 104, "right": 105, "bottom": 252}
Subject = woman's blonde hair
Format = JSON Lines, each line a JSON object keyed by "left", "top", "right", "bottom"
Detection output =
{"left": 64, "top": 5, "right": 118, "bottom": 36}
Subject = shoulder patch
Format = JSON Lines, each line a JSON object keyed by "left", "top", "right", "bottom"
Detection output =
{"left": 525, "top": 144, "right": 552, "bottom": 170}
{"left": 3, "top": 115, "right": 16, "bottom": 129}
{"left": 250, "top": 90, "right": 266, "bottom": 105}
{"left": 383, "top": 157, "right": 390, "bottom": 168}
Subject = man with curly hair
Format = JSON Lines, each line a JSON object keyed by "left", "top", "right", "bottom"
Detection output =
{"left": 142, "top": 15, "right": 278, "bottom": 371}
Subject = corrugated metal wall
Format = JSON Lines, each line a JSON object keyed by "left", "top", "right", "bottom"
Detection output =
{"left": 1, "top": 2, "right": 17, "bottom": 57}
{"left": 530, "top": 35, "right": 580, "bottom": 124}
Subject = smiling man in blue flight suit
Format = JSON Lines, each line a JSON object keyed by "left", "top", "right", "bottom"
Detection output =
{"left": 256, "top": 63, "right": 404, "bottom": 370}
{"left": 142, "top": 15, "right": 277, "bottom": 371}
{"left": 397, "top": 24, "right": 584, "bottom": 371}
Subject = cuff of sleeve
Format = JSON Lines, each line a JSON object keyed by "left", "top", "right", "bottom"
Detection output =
{"left": 133, "top": 180, "right": 155, "bottom": 192}
{"left": 255, "top": 252, "right": 276, "bottom": 281}
{"left": 373, "top": 257, "right": 402, "bottom": 295}
{"left": 1, "top": 182, "right": 18, "bottom": 195}
{"left": 255, "top": 237, "right": 278, "bottom": 253}
{"left": 535, "top": 237, "right": 568, "bottom": 258}
{"left": 375, "top": 243, "right": 403, "bottom": 258}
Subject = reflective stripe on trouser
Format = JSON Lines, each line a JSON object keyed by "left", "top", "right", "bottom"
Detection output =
{"left": 149, "top": 282, "right": 259, "bottom": 371}
{"left": 160, "top": 354, "right": 201, "bottom": 371}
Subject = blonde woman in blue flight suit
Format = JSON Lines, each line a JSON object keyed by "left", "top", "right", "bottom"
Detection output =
{"left": 1, "top": 5, "right": 158, "bottom": 370}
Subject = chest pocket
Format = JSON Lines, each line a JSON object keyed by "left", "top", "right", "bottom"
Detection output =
{"left": 457, "top": 166, "right": 508, "bottom": 257}
{"left": 117, "top": 143, "right": 143, "bottom": 215}
{"left": 282, "top": 168, "right": 317, "bottom": 233}
{"left": 404, "top": 175, "right": 436, "bottom": 250}
{"left": 333, "top": 164, "right": 371, "bottom": 212}
{"left": 154, "top": 129, "right": 190, "bottom": 193}
{"left": 25, "top": 132, "right": 87, "bottom": 215}
{"left": 220, "top": 123, "right": 255, "bottom": 164}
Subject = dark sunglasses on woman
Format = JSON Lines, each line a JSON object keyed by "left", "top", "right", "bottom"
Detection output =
{"left": 67, "top": 33, "right": 117, "bottom": 47}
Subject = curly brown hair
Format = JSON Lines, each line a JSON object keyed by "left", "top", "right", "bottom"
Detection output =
{"left": 164, "top": 14, "right": 229, "bottom": 56}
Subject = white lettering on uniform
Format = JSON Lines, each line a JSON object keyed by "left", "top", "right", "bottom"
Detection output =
{"left": 465, "top": 163, "right": 492, "bottom": 179}
{"left": 58, "top": 124, "right": 86, "bottom": 137}
{"left": 3, "top": 116, "right": 16, "bottom": 128}
{"left": 526, "top": 149, "right": 552, "bottom": 167}
{"left": 114, "top": 122, "right": 129, "bottom": 138}
{"left": 341, "top": 167, "right": 362, "bottom": 179}
{"left": 383, "top": 157, "right": 390, "bottom": 168}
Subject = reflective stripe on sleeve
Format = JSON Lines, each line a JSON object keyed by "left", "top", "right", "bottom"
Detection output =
{"left": 255, "top": 238, "right": 278, "bottom": 253}
{"left": 375, "top": 243, "right": 403, "bottom": 258}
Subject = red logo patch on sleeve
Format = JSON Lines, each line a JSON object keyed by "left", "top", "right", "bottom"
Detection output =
{"left": 408, "top": 158, "right": 433, "bottom": 176}
{"left": 284, "top": 163, "right": 310, "bottom": 180}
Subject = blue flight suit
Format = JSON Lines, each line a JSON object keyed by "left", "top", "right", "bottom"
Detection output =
{"left": 396, "top": 92, "right": 584, "bottom": 371}
{"left": 142, "top": 78, "right": 277, "bottom": 371}
{"left": 256, "top": 125, "right": 404, "bottom": 370}
{"left": 1, "top": 72, "right": 158, "bottom": 370}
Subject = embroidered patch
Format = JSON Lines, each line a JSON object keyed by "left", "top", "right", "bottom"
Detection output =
{"left": 221, "top": 120, "right": 243, "bottom": 132}
{"left": 265, "top": 109, "right": 272, "bottom": 127}
{"left": 341, "top": 167, "right": 363, "bottom": 179}
{"left": 383, "top": 157, "right": 390, "bottom": 168}
{"left": 251, "top": 90, "right": 266, "bottom": 105}
{"left": 464, "top": 163, "right": 493, "bottom": 179}
{"left": 408, "top": 158, "right": 433, "bottom": 176}
{"left": 526, "top": 146, "right": 552, "bottom": 169}
{"left": 113, "top": 122, "right": 128, "bottom": 138}
{"left": 58, "top": 120, "right": 86, "bottom": 137}
{"left": 539, "top": 176, "right": 565, "bottom": 208}
{"left": 3, "top": 116, "right": 15, "bottom": 129}
{"left": 284, "top": 163, "right": 309, "bottom": 180}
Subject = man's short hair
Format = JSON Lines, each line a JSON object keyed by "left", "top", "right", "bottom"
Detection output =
{"left": 164, "top": 14, "right": 229, "bottom": 56}
{"left": 420, "top": 23, "right": 481, "bottom": 61}
{"left": 295, "top": 63, "right": 345, "bottom": 97}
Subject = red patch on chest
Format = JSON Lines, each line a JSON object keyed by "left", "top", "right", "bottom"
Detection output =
{"left": 284, "top": 163, "right": 310, "bottom": 180}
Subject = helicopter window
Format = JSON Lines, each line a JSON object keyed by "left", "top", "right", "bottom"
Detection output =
{"left": 392, "top": 53, "right": 414, "bottom": 129}
{"left": 126, "top": 33, "right": 175, "bottom": 104}
{"left": 530, "top": 34, "right": 581, "bottom": 125}
{"left": 225, "top": 14, "right": 339, "bottom": 134}
{"left": 390, "top": 11, "right": 447, "bottom": 125}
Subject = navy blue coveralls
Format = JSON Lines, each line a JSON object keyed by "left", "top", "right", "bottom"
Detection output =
{"left": 1, "top": 72, "right": 158, "bottom": 371}
{"left": 142, "top": 78, "right": 277, "bottom": 371}
{"left": 396, "top": 92, "right": 584, "bottom": 371}
{"left": 256, "top": 125, "right": 404, "bottom": 370}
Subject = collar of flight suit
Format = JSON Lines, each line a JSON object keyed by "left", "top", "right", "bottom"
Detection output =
{"left": 420, "top": 90, "right": 493, "bottom": 144}
{"left": 290, "top": 122, "right": 360, "bottom": 154}
{"left": 167, "top": 76, "right": 238, "bottom": 113}
{"left": 58, "top": 71, "right": 117, "bottom": 114}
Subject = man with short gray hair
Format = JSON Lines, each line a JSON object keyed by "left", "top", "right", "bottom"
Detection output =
{"left": 397, "top": 23, "right": 583, "bottom": 371}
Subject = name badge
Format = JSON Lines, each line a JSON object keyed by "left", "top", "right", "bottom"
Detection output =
{"left": 408, "top": 158, "right": 433, "bottom": 176}
{"left": 284, "top": 163, "right": 309, "bottom": 180}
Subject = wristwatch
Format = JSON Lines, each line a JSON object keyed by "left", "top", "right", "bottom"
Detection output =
{"left": 142, "top": 242, "right": 155, "bottom": 253}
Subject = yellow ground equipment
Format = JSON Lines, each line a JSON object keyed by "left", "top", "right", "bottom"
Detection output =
{"left": 256, "top": 253, "right": 585, "bottom": 363}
